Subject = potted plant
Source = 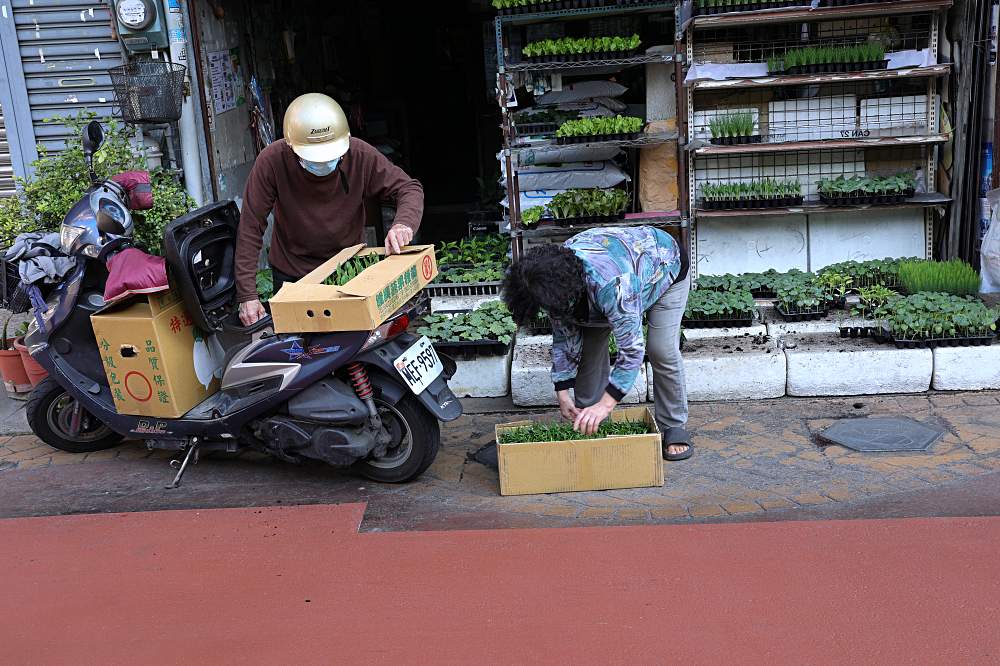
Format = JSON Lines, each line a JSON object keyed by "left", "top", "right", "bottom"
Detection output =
{"left": 897, "top": 259, "right": 981, "bottom": 297}
{"left": 417, "top": 301, "right": 517, "bottom": 358}
{"left": 775, "top": 42, "right": 887, "bottom": 75}
{"left": 708, "top": 111, "right": 762, "bottom": 145}
{"left": 887, "top": 293, "right": 999, "bottom": 349}
{"left": 817, "top": 172, "right": 916, "bottom": 207}
{"left": 520, "top": 206, "right": 545, "bottom": 228}
{"left": 816, "top": 271, "right": 852, "bottom": 309}
{"left": 11, "top": 321, "right": 47, "bottom": 387}
{"left": 700, "top": 179, "right": 802, "bottom": 209}
{"left": 547, "top": 188, "right": 630, "bottom": 225}
{"left": 840, "top": 284, "right": 898, "bottom": 339}
{"left": 0, "top": 316, "right": 31, "bottom": 394}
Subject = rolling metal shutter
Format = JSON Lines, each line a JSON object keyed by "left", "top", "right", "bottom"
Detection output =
{"left": 0, "top": 104, "right": 15, "bottom": 196}
{"left": 1, "top": 0, "right": 123, "bottom": 172}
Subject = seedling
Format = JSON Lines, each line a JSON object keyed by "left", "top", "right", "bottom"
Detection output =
{"left": 547, "top": 188, "right": 630, "bottom": 220}
{"left": 707, "top": 111, "right": 759, "bottom": 145}
{"left": 498, "top": 420, "right": 648, "bottom": 444}
{"left": 684, "top": 288, "right": 756, "bottom": 322}
{"left": 256, "top": 269, "right": 274, "bottom": 302}
{"left": 437, "top": 234, "right": 509, "bottom": 266}
{"left": 521, "top": 206, "right": 544, "bottom": 227}
{"left": 434, "top": 262, "right": 506, "bottom": 284}
{"left": 321, "top": 253, "right": 381, "bottom": 287}
{"left": 522, "top": 34, "right": 641, "bottom": 60}
{"left": 417, "top": 301, "right": 517, "bottom": 345}
{"left": 555, "top": 116, "right": 644, "bottom": 141}
{"left": 886, "top": 292, "right": 998, "bottom": 343}
{"left": 898, "top": 259, "right": 981, "bottom": 297}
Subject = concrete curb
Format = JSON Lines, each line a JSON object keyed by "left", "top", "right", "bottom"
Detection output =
{"left": 447, "top": 349, "right": 512, "bottom": 398}
{"left": 786, "top": 337, "right": 933, "bottom": 396}
{"left": 932, "top": 345, "right": 1000, "bottom": 390}
{"left": 649, "top": 336, "right": 786, "bottom": 402}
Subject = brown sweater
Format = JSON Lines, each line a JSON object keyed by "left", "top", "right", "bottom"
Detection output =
{"left": 235, "top": 138, "right": 424, "bottom": 302}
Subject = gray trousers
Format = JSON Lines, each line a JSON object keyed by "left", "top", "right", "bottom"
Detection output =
{"left": 573, "top": 277, "right": 690, "bottom": 437}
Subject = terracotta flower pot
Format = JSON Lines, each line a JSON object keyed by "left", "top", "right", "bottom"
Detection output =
{"left": 0, "top": 347, "right": 31, "bottom": 393}
{"left": 13, "top": 337, "right": 48, "bottom": 387}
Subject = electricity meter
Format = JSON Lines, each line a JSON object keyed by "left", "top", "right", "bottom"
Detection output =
{"left": 114, "top": 0, "right": 169, "bottom": 53}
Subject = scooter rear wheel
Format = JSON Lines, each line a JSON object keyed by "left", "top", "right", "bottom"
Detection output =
{"left": 26, "top": 378, "right": 123, "bottom": 453}
{"left": 355, "top": 393, "right": 439, "bottom": 484}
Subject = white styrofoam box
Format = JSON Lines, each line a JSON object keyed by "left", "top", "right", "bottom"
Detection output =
{"left": 932, "top": 345, "right": 1000, "bottom": 390}
{"left": 785, "top": 336, "right": 932, "bottom": 396}
{"left": 695, "top": 215, "right": 809, "bottom": 276}
{"left": 447, "top": 349, "right": 512, "bottom": 398}
{"left": 511, "top": 343, "right": 558, "bottom": 406}
{"left": 511, "top": 342, "right": 647, "bottom": 407}
{"left": 767, "top": 319, "right": 844, "bottom": 337}
{"left": 648, "top": 335, "right": 786, "bottom": 402}
{"left": 768, "top": 95, "right": 857, "bottom": 142}
{"left": 859, "top": 95, "right": 935, "bottom": 137}
{"left": 517, "top": 331, "right": 553, "bottom": 346}
{"left": 430, "top": 294, "right": 499, "bottom": 313}
{"left": 691, "top": 107, "right": 760, "bottom": 142}
{"left": 808, "top": 210, "right": 927, "bottom": 270}
{"left": 682, "top": 324, "right": 767, "bottom": 340}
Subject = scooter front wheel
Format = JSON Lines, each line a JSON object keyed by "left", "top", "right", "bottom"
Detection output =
{"left": 26, "top": 378, "right": 123, "bottom": 453}
{"left": 355, "top": 393, "right": 440, "bottom": 484}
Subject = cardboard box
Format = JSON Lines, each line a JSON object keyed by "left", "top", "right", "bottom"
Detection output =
{"left": 495, "top": 406, "right": 664, "bottom": 496}
{"left": 90, "top": 291, "right": 221, "bottom": 418}
{"left": 269, "top": 244, "right": 437, "bottom": 334}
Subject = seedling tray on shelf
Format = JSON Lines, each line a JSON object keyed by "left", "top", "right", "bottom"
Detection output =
{"left": 819, "top": 192, "right": 911, "bottom": 206}
{"left": 681, "top": 313, "right": 755, "bottom": 329}
{"left": 423, "top": 280, "right": 502, "bottom": 298}
{"left": 709, "top": 135, "right": 763, "bottom": 146}
{"left": 556, "top": 132, "right": 639, "bottom": 145}
{"left": 701, "top": 196, "right": 803, "bottom": 210}
{"left": 782, "top": 61, "right": 889, "bottom": 76}
{"left": 525, "top": 49, "right": 640, "bottom": 64}
{"left": 891, "top": 335, "right": 996, "bottom": 350}
{"left": 695, "top": 0, "right": 803, "bottom": 14}
{"left": 515, "top": 122, "right": 559, "bottom": 136}
{"left": 774, "top": 303, "right": 829, "bottom": 322}
{"left": 431, "top": 338, "right": 512, "bottom": 360}
{"left": 543, "top": 214, "right": 624, "bottom": 227}
{"left": 498, "top": 0, "right": 614, "bottom": 14}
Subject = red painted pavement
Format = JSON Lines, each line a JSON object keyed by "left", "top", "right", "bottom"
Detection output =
{"left": 1, "top": 504, "right": 998, "bottom": 664}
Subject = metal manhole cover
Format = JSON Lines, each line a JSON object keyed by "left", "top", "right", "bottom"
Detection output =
{"left": 819, "top": 417, "right": 944, "bottom": 452}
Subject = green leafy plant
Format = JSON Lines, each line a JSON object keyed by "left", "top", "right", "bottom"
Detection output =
{"left": 851, "top": 284, "right": 900, "bottom": 319}
{"left": 777, "top": 42, "right": 886, "bottom": 72}
{"left": 434, "top": 262, "right": 506, "bottom": 284}
{"left": 1, "top": 315, "right": 16, "bottom": 350}
{"left": 708, "top": 111, "right": 755, "bottom": 139}
{"left": 522, "top": 206, "right": 544, "bottom": 226}
{"left": 685, "top": 288, "right": 756, "bottom": 320}
{"left": 417, "top": 301, "right": 517, "bottom": 345}
{"left": 816, "top": 271, "right": 853, "bottom": 300}
{"left": 555, "top": 116, "right": 644, "bottom": 138}
{"left": 548, "top": 188, "right": 630, "bottom": 219}
{"left": 0, "top": 112, "right": 194, "bottom": 254}
{"left": 700, "top": 179, "right": 801, "bottom": 204}
{"left": 898, "top": 259, "right": 981, "bottom": 297}
{"left": 322, "top": 253, "right": 382, "bottom": 287}
{"left": 819, "top": 257, "right": 914, "bottom": 289}
{"left": 522, "top": 34, "right": 641, "bottom": 59}
{"left": 497, "top": 419, "right": 649, "bottom": 444}
{"left": 776, "top": 282, "right": 827, "bottom": 314}
{"left": 816, "top": 172, "right": 916, "bottom": 199}
{"left": 256, "top": 269, "right": 274, "bottom": 302}
{"left": 886, "top": 293, "right": 998, "bottom": 341}
{"left": 437, "top": 234, "right": 509, "bottom": 266}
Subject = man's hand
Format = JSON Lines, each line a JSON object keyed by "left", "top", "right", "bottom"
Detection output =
{"left": 573, "top": 394, "right": 618, "bottom": 435}
{"left": 385, "top": 224, "right": 414, "bottom": 255}
{"left": 557, "top": 389, "right": 580, "bottom": 422}
{"left": 239, "top": 299, "right": 267, "bottom": 326}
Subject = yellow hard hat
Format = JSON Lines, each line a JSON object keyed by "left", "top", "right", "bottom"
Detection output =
{"left": 283, "top": 93, "right": 351, "bottom": 162}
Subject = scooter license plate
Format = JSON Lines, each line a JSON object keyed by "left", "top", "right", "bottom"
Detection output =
{"left": 393, "top": 336, "right": 443, "bottom": 395}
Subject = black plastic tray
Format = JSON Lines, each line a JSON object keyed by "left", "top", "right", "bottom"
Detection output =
{"left": 432, "top": 339, "right": 511, "bottom": 359}
{"left": 542, "top": 214, "right": 624, "bottom": 227}
{"left": 709, "top": 135, "right": 763, "bottom": 146}
{"left": 499, "top": 0, "right": 612, "bottom": 14}
{"left": 682, "top": 314, "right": 755, "bottom": 329}
{"left": 819, "top": 192, "right": 910, "bottom": 207}
{"left": 839, "top": 325, "right": 884, "bottom": 340}
{"left": 694, "top": 0, "right": 801, "bottom": 14}
{"left": 774, "top": 303, "right": 829, "bottom": 322}
{"left": 783, "top": 61, "right": 889, "bottom": 76}
{"left": 556, "top": 132, "right": 639, "bottom": 145}
{"left": 890, "top": 336, "right": 996, "bottom": 350}
{"left": 525, "top": 48, "right": 640, "bottom": 64}
{"left": 701, "top": 196, "right": 803, "bottom": 210}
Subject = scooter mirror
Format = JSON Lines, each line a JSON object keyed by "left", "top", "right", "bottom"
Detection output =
{"left": 82, "top": 120, "right": 104, "bottom": 156}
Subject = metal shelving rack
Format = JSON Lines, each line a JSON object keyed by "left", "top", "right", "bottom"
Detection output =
{"left": 680, "top": 0, "right": 954, "bottom": 279}
{"left": 494, "top": 1, "right": 685, "bottom": 256}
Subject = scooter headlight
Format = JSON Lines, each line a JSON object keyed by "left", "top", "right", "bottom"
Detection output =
{"left": 60, "top": 224, "right": 88, "bottom": 253}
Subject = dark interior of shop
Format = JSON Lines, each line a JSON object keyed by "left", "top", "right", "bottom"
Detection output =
{"left": 246, "top": 0, "right": 500, "bottom": 244}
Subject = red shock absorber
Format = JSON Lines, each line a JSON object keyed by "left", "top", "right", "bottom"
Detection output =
{"left": 347, "top": 362, "right": 373, "bottom": 400}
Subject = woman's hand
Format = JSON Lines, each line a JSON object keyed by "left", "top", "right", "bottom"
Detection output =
{"left": 573, "top": 394, "right": 618, "bottom": 435}
{"left": 557, "top": 390, "right": 579, "bottom": 421}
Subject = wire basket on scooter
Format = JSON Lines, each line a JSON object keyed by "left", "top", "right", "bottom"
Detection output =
{"left": 109, "top": 62, "right": 186, "bottom": 124}
{"left": 0, "top": 257, "right": 31, "bottom": 314}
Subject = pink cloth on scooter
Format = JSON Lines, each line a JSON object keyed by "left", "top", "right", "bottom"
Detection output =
{"left": 103, "top": 248, "right": 169, "bottom": 304}
{"left": 110, "top": 171, "right": 154, "bottom": 211}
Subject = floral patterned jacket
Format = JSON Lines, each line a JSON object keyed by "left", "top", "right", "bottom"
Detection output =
{"left": 551, "top": 226, "right": 683, "bottom": 400}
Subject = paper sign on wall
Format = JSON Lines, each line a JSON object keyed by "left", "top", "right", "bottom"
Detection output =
{"left": 208, "top": 48, "right": 245, "bottom": 114}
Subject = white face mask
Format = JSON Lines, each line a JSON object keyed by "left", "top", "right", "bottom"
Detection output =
{"left": 300, "top": 156, "right": 341, "bottom": 177}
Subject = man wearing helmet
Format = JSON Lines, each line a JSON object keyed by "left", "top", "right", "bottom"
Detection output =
{"left": 236, "top": 93, "right": 425, "bottom": 326}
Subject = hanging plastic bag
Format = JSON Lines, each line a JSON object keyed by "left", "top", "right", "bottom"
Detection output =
{"left": 981, "top": 189, "right": 1000, "bottom": 293}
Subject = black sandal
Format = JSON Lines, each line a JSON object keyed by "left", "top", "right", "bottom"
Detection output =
{"left": 663, "top": 428, "right": 694, "bottom": 461}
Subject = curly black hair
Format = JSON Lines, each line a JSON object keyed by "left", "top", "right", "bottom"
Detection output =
{"left": 501, "top": 244, "right": 587, "bottom": 326}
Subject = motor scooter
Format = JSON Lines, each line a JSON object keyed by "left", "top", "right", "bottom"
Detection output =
{"left": 22, "top": 121, "right": 461, "bottom": 487}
